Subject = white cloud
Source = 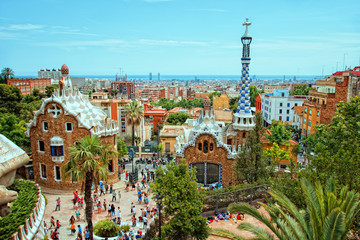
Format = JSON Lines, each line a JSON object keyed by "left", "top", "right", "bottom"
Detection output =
{"left": 7, "top": 24, "right": 43, "bottom": 30}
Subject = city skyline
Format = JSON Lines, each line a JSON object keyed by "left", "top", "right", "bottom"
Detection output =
{"left": 0, "top": 0, "right": 359, "bottom": 76}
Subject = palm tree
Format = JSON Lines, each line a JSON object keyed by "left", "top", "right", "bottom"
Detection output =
{"left": 62, "top": 135, "right": 117, "bottom": 240}
{"left": 1, "top": 67, "right": 14, "bottom": 79}
{"left": 124, "top": 101, "right": 144, "bottom": 146}
{"left": 229, "top": 178, "right": 360, "bottom": 240}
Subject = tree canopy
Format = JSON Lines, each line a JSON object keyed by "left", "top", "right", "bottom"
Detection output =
{"left": 250, "top": 85, "right": 264, "bottom": 107}
{"left": 290, "top": 84, "right": 312, "bottom": 95}
{"left": 233, "top": 113, "right": 273, "bottom": 183}
{"left": 166, "top": 112, "right": 191, "bottom": 125}
{"left": 266, "top": 121, "right": 292, "bottom": 146}
{"left": 0, "top": 67, "right": 14, "bottom": 84}
{"left": 156, "top": 98, "right": 203, "bottom": 111}
{"left": 151, "top": 161, "right": 209, "bottom": 240}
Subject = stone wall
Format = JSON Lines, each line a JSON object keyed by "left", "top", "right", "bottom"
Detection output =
{"left": 30, "top": 101, "right": 118, "bottom": 190}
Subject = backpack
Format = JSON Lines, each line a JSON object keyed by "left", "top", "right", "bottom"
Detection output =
{"left": 51, "top": 232, "right": 55, "bottom": 239}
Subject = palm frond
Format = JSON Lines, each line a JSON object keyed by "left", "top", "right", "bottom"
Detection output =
{"left": 237, "top": 222, "right": 276, "bottom": 240}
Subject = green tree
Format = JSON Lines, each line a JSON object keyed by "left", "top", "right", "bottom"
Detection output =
{"left": 266, "top": 121, "right": 292, "bottom": 146}
{"left": 45, "top": 84, "right": 59, "bottom": 97}
{"left": 166, "top": 112, "right": 191, "bottom": 125}
{"left": 229, "top": 178, "right": 360, "bottom": 240}
{"left": 124, "top": 101, "right": 144, "bottom": 146}
{"left": 155, "top": 143, "right": 164, "bottom": 158}
{"left": 151, "top": 161, "right": 209, "bottom": 240}
{"left": 22, "top": 88, "right": 44, "bottom": 104}
{"left": 264, "top": 142, "right": 289, "bottom": 170}
{"left": 233, "top": 113, "right": 272, "bottom": 183}
{"left": 250, "top": 85, "right": 264, "bottom": 107}
{"left": 117, "top": 138, "right": 128, "bottom": 157}
{"left": 291, "top": 84, "right": 312, "bottom": 95}
{"left": 19, "top": 100, "right": 42, "bottom": 122}
{"left": 1, "top": 67, "right": 15, "bottom": 83}
{"left": 0, "top": 113, "right": 29, "bottom": 149}
{"left": 62, "top": 135, "right": 117, "bottom": 240}
{"left": 208, "top": 91, "right": 221, "bottom": 104}
{"left": 0, "top": 84, "right": 22, "bottom": 115}
{"left": 310, "top": 96, "right": 360, "bottom": 191}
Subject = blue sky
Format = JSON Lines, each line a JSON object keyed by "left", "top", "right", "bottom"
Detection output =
{"left": 0, "top": 0, "right": 359, "bottom": 76}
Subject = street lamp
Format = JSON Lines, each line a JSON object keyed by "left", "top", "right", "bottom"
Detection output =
{"left": 156, "top": 194, "right": 164, "bottom": 239}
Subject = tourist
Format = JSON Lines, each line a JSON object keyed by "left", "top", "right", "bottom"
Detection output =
{"left": 108, "top": 204, "right": 112, "bottom": 217}
{"left": 75, "top": 208, "right": 81, "bottom": 221}
{"left": 141, "top": 178, "right": 146, "bottom": 190}
{"left": 56, "top": 219, "right": 61, "bottom": 230}
{"left": 117, "top": 207, "right": 121, "bottom": 224}
{"left": 124, "top": 233, "right": 130, "bottom": 240}
{"left": 143, "top": 215, "right": 147, "bottom": 229}
{"left": 103, "top": 199, "right": 107, "bottom": 212}
{"left": 129, "top": 228, "right": 135, "bottom": 238}
{"left": 69, "top": 215, "right": 75, "bottom": 225}
{"left": 54, "top": 197, "right": 60, "bottom": 211}
{"left": 78, "top": 225, "right": 82, "bottom": 239}
{"left": 132, "top": 217, "right": 136, "bottom": 227}
{"left": 132, "top": 182, "right": 136, "bottom": 191}
{"left": 84, "top": 227, "right": 90, "bottom": 240}
{"left": 118, "top": 190, "right": 121, "bottom": 203}
{"left": 105, "top": 183, "right": 109, "bottom": 194}
{"left": 97, "top": 200, "right": 102, "bottom": 214}
{"left": 50, "top": 216, "right": 55, "bottom": 229}
{"left": 125, "top": 171, "right": 129, "bottom": 180}
{"left": 112, "top": 190, "right": 116, "bottom": 201}
{"left": 52, "top": 229, "right": 59, "bottom": 240}
{"left": 110, "top": 184, "right": 113, "bottom": 194}
{"left": 71, "top": 222, "right": 76, "bottom": 235}
{"left": 111, "top": 204, "right": 115, "bottom": 216}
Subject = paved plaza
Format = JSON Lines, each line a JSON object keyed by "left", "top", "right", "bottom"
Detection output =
{"left": 43, "top": 163, "right": 158, "bottom": 240}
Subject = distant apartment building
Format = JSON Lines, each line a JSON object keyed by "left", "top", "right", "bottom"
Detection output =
{"left": 38, "top": 68, "right": 62, "bottom": 84}
{"left": 263, "top": 84, "right": 290, "bottom": 94}
{"left": 7, "top": 78, "right": 51, "bottom": 95}
{"left": 144, "top": 104, "right": 168, "bottom": 131}
{"left": 90, "top": 92, "right": 108, "bottom": 100}
{"left": 292, "top": 106, "right": 304, "bottom": 131}
{"left": 301, "top": 67, "right": 359, "bottom": 136}
{"left": 159, "top": 125, "right": 185, "bottom": 154}
{"left": 110, "top": 81, "right": 135, "bottom": 99}
{"left": 255, "top": 94, "right": 262, "bottom": 112}
{"left": 136, "top": 87, "right": 162, "bottom": 102}
{"left": 261, "top": 89, "right": 306, "bottom": 126}
{"left": 213, "top": 94, "right": 229, "bottom": 110}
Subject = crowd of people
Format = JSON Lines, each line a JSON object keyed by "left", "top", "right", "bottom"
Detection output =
{"left": 44, "top": 164, "right": 159, "bottom": 240}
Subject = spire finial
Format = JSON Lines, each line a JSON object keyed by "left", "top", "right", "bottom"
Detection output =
{"left": 242, "top": 17, "right": 251, "bottom": 37}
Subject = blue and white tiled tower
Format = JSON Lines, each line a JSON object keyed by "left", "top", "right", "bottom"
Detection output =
{"left": 233, "top": 17, "right": 255, "bottom": 130}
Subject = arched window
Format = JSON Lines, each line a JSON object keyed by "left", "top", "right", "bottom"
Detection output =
{"left": 108, "top": 160, "right": 113, "bottom": 172}
{"left": 243, "top": 132, "right": 246, "bottom": 139}
{"left": 210, "top": 143, "right": 214, "bottom": 151}
{"left": 207, "top": 163, "right": 220, "bottom": 184}
{"left": 203, "top": 141, "right": 208, "bottom": 153}
{"left": 198, "top": 143, "right": 202, "bottom": 151}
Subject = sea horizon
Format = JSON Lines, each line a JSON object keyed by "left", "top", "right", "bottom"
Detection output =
{"left": 16, "top": 74, "right": 323, "bottom": 81}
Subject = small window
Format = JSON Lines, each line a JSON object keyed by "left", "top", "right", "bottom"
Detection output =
{"left": 295, "top": 103, "right": 298, "bottom": 106}
{"left": 304, "top": 118, "right": 307, "bottom": 124}
{"left": 279, "top": 116, "right": 282, "bottom": 121}
{"left": 108, "top": 160, "right": 113, "bottom": 172}
{"left": 43, "top": 122, "right": 48, "bottom": 131}
{"left": 286, "top": 116, "right": 290, "bottom": 121}
{"left": 40, "top": 164, "right": 47, "bottom": 179}
{"left": 280, "top": 165, "right": 287, "bottom": 169}
{"left": 242, "top": 132, "right": 246, "bottom": 139}
{"left": 287, "top": 103, "right": 290, "bottom": 107}
{"left": 280, "top": 103, "right": 283, "bottom": 107}
{"left": 304, "top": 108, "right": 307, "bottom": 113}
{"left": 279, "top": 109, "right": 282, "bottom": 114}
{"left": 317, "top": 111, "right": 319, "bottom": 116}
{"left": 309, "top": 109, "right": 312, "bottom": 116}
{"left": 286, "top": 110, "right": 289, "bottom": 114}
{"left": 198, "top": 143, "right": 202, "bottom": 151}
{"left": 54, "top": 166, "right": 61, "bottom": 181}
{"left": 210, "top": 143, "right": 214, "bottom": 151}
{"left": 66, "top": 122, "right": 73, "bottom": 132}
{"left": 308, "top": 130, "right": 311, "bottom": 135}
{"left": 308, "top": 120, "right": 311, "bottom": 126}
{"left": 38, "top": 140, "right": 45, "bottom": 152}
{"left": 51, "top": 146, "right": 64, "bottom": 156}
{"left": 203, "top": 141, "right": 208, "bottom": 153}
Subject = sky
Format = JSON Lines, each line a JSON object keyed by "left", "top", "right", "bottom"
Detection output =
{"left": 0, "top": 0, "right": 359, "bottom": 76}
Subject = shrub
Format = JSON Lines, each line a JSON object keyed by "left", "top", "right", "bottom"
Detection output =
{"left": 119, "top": 224, "right": 130, "bottom": 233}
{"left": 0, "top": 180, "right": 38, "bottom": 240}
{"left": 93, "top": 219, "right": 120, "bottom": 237}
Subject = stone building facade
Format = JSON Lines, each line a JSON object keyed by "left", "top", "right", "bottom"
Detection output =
{"left": 26, "top": 65, "right": 119, "bottom": 190}
{"left": 7, "top": 78, "right": 51, "bottom": 95}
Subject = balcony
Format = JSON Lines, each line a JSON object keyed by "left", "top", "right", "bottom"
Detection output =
{"left": 52, "top": 156, "right": 64, "bottom": 162}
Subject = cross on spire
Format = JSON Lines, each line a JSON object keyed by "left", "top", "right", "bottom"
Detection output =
{"left": 242, "top": 17, "right": 251, "bottom": 37}
{"left": 48, "top": 104, "right": 62, "bottom": 118}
